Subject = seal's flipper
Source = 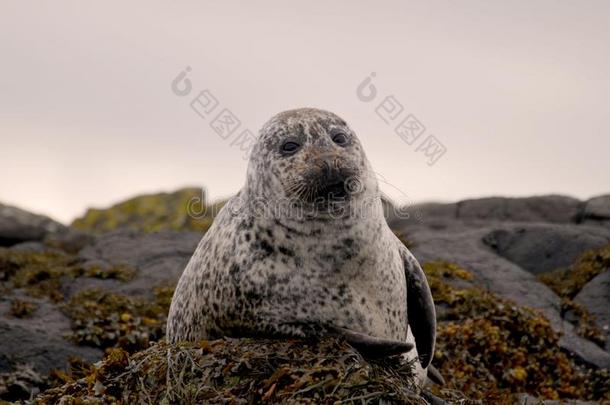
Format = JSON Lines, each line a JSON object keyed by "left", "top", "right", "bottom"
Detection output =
{"left": 401, "top": 250, "right": 436, "bottom": 368}
{"left": 421, "top": 390, "right": 448, "bottom": 405}
{"left": 328, "top": 326, "right": 414, "bottom": 358}
{"left": 427, "top": 364, "right": 445, "bottom": 386}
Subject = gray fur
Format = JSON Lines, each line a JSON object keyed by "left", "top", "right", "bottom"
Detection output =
{"left": 167, "top": 108, "right": 436, "bottom": 385}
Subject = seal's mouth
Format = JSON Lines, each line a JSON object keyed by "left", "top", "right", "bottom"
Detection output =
{"left": 317, "top": 180, "right": 349, "bottom": 201}
{"left": 284, "top": 164, "right": 362, "bottom": 206}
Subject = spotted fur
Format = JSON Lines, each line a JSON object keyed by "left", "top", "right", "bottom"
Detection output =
{"left": 167, "top": 108, "right": 436, "bottom": 386}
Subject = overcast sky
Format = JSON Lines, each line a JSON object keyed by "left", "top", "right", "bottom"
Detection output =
{"left": 1, "top": 1, "right": 609, "bottom": 223}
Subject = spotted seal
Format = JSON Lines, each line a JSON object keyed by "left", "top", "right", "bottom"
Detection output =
{"left": 167, "top": 108, "right": 437, "bottom": 385}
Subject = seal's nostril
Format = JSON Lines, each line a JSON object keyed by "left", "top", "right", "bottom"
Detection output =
{"left": 322, "top": 160, "right": 333, "bottom": 176}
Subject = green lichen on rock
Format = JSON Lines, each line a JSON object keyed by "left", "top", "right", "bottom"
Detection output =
{"left": 63, "top": 285, "right": 174, "bottom": 353}
{"left": 0, "top": 248, "right": 135, "bottom": 302}
{"left": 423, "top": 261, "right": 610, "bottom": 402}
{"left": 71, "top": 187, "right": 226, "bottom": 233}
{"left": 36, "top": 338, "right": 428, "bottom": 405}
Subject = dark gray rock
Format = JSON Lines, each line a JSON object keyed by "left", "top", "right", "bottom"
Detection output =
{"left": 583, "top": 195, "right": 610, "bottom": 219}
{"left": 581, "top": 195, "right": 610, "bottom": 228}
{"left": 0, "top": 229, "right": 202, "bottom": 382}
{"left": 393, "top": 219, "right": 610, "bottom": 369}
{"left": 516, "top": 393, "right": 597, "bottom": 404}
{"left": 575, "top": 270, "right": 610, "bottom": 349}
{"left": 44, "top": 228, "right": 94, "bottom": 254}
{"left": 77, "top": 229, "right": 201, "bottom": 296}
{"left": 0, "top": 293, "right": 101, "bottom": 375}
{"left": 457, "top": 195, "right": 581, "bottom": 223}
{"left": 9, "top": 242, "right": 49, "bottom": 253}
{"left": 0, "top": 204, "right": 66, "bottom": 247}
{"left": 482, "top": 224, "right": 610, "bottom": 275}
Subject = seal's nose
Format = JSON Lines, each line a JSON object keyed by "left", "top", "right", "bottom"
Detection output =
{"left": 321, "top": 159, "right": 335, "bottom": 179}
{"left": 311, "top": 158, "right": 352, "bottom": 201}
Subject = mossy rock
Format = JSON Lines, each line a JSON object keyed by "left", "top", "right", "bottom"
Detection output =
{"left": 538, "top": 244, "right": 610, "bottom": 299}
{"left": 5, "top": 242, "right": 609, "bottom": 403}
{"left": 63, "top": 286, "right": 173, "bottom": 353}
{"left": 537, "top": 245, "right": 609, "bottom": 347}
{"left": 35, "top": 338, "right": 434, "bottom": 404}
{"left": 0, "top": 248, "right": 135, "bottom": 303}
{"left": 423, "top": 261, "right": 610, "bottom": 402}
{"left": 71, "top": 188, "right": 226, "bottom": 234}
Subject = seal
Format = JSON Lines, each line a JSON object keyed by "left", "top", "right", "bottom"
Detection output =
{"left": 167, "top": 108, "right": 437, "bottom": 386}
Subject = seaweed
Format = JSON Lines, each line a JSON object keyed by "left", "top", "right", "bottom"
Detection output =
{"left": 8, "top": 298, "right": 38, "bottom": 318}
{"left": 423, "top": 261, "right": 610, "bottom": 402}
{"left": 538, "top": 244, "right": 610, "bottom": 299}
{"left": 0, "top": 365, "right": 48, "bottom": 402}
{"left": 0, "top": 248, "right": 136, "bottom": 302}
{"left": 36, "top": 338, "right": 426, "bottom": 404}
{"left": 537, "top": 245, "right": 609, "bottom": 347}
{"left": 62, "top": 285, "right": 174, "bottom": 353}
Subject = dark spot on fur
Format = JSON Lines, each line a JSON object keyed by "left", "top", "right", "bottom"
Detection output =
{"left": 278, "top": 246, "right": 294, "bottom": 256}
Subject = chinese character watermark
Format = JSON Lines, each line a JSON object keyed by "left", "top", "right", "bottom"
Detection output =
{"left": 171, "top": 66, "right": 256, "bottom": 160}
{"left": 356, "top": 72, "right": 447, "bottom": 166}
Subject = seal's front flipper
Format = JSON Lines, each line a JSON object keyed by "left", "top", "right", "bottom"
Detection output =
{"left": 427, "top": 364, "right": 445, "bottom": 385}
{"left": 328, "top": 326, "right": 414, "bottom": 358}
{"left": 400, "top": 249, "right": 436, "bottom": 368}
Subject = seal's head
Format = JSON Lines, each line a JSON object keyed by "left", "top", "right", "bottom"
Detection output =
{"left": 246, "top": 108, "right": 378, "bottom": 211}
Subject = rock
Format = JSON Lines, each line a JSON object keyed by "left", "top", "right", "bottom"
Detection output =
{"left": 44, "top": 228, "right": 94, "bottom": 254}
{"left": 456, "top": 195, "right": 582, "bottom": 223}
{"left": 9, "top": 242, "right": 49, "bottom": 253}
{"left": 583, "top": 195, "right": 610, "bottom": 219}
{"left": 392, "top": 219, "right": 610, "bottom": 369}
{"left": 482, "top": 224, "right": 610, "bottom": 275}
{"left": 387, "top": 202, "right": 457, "bottom": 230}
{"left": 390, "top": 195, "right": 584, "bottom": 228}
{"left": 516, "top": 393, "right": 598, "bottom": 405}
{"left": 575, "top": 270, "right": 610, "bottom": 348}
{"left": 0, "top": 293, "right": 102, "bottom": 375}
{"left": 71, "top": 188, "right": 224, "bottom": 234}
{"left": 0, "top": 203, "right": 66, "bottom": 247}
{"left": 0, "top": 363, "right": 48, "bottom": 402}
{"left": 414, "top": 202, "right": 458, "bottom": 221}
{"left": 581, "top": 195, "right": 610, "bottom": 227}
{"left": 76, "top": 229, "right": 201, "bottom": 296}
{"left": 3, "top": 192, "right": 610, "bottom": 403}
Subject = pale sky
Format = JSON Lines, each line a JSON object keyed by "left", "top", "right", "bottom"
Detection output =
{"left": 1, "top": 1, "right": 609, "bottom": 224}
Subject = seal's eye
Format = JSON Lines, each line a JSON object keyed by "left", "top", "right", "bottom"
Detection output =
{"left": 332, "top": 132, "right": 348, "bottom": 146}
{"left": 281, "top": 141, "right": 301, "bottom": 155}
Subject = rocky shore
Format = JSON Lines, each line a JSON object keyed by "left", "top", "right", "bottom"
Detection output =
{"left": 1, "top": 190, "right": 608, "bottom": 403}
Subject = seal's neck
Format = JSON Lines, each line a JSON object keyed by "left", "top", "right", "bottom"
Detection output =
{"left": 242, "top": 190, "right": 386, "bottom": 242}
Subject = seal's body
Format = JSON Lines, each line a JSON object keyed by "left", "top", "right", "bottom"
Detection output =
{"left": 167, "top": 108, "right": 436, "bottom": 385}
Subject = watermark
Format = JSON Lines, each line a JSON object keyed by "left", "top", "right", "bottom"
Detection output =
{"left": 356, "top": 72, "right": 447, "bottom": 166}
{"left": 171, "top": 66, "right": 256, "bottom": 160}
{"left": 185, "top": 169, "right": 423, "bottom": 223}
